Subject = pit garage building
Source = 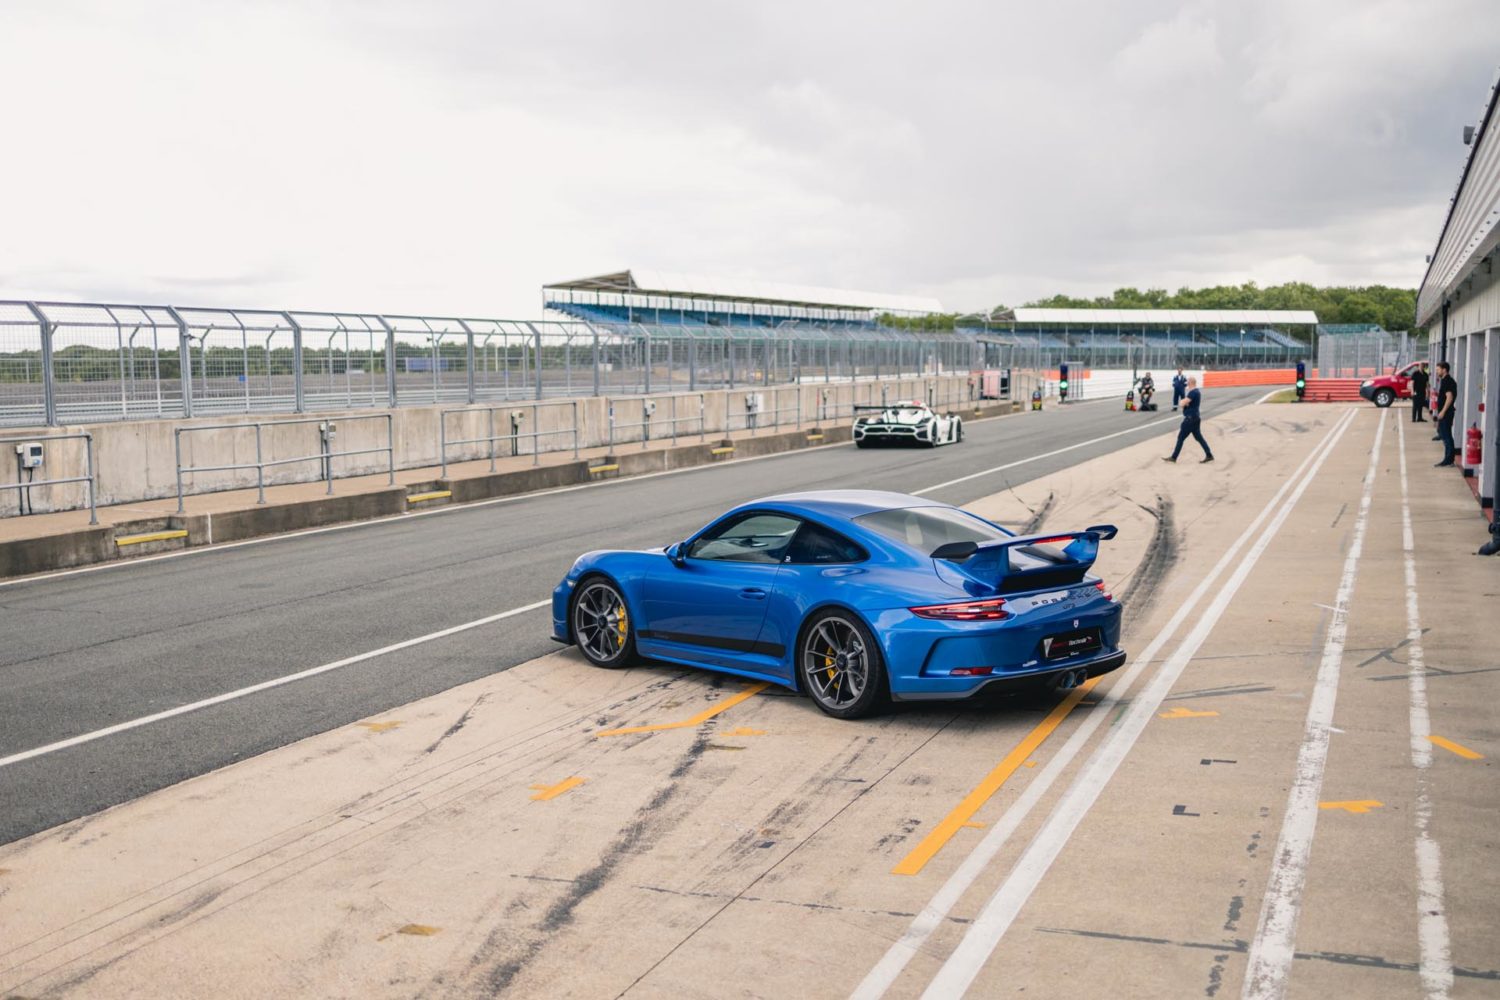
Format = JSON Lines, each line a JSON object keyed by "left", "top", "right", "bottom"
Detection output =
{"left": 1417, "top": 68, "right": 1500, "bottom": 512}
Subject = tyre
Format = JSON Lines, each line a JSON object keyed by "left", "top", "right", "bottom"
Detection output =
{"left": 1373, "top": 388, "right": 1395, "bottom": 408}
{"left": 954, "top": 418, "right": 964, "bottom": 443}
{"left": 571, "top": 576, "right": 637, "bottom": 668}
{"left": 799, "top": 610, "right": 888, "bottom": 719}
{"left": 855, "top": 438, "right": 870, "bottom": 449}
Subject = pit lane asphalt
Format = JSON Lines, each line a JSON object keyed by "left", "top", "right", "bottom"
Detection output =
{"left": 0, "top": 388, "right": 1263, "bottom": 844}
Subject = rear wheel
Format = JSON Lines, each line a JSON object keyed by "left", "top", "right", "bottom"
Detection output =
{"left": 1373, "top": 388, "right": 1395, "bottom": 408}
{"left": 572, "top": 577, "right": 636, "bottom": 668}
{"left": 799, "top": 610, "right": 887, "bottom": 719}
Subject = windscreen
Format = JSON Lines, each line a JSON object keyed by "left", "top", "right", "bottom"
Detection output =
{"left": 855, "top": 507, "right": 1008, "bottom": 553}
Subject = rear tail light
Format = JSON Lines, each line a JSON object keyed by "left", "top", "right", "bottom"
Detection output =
{"left": 1095, "top": 580, "right": 1114, "bottom": 601}
{"left": 910, "top": 598, "right": 1009, "bottom": 621}
{"left": 950, "top": 666, "right": 994, "bottom": 676}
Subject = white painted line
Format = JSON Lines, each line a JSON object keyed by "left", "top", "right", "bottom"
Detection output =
{"left": 850, "top": 407, "right": 1358, "bottom": 1000}
{"left": 1255, "top": 387, "right": 1289, "bottom": 404}
{"left": 0, "top": 600, "right": 551, "bottom": 771}
{"left": 1240, "top": 411, "right": 1387, "bottom": 1000}
{"left": 912, "top": 415, "right": 1174, "bottom": 495}
{"left": 1396, "top": 417, "right": 1453, "bottom": 998}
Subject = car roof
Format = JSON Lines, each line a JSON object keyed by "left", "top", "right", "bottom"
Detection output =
{"left": 746, "top": 489, "right": 934, "bottom": 521}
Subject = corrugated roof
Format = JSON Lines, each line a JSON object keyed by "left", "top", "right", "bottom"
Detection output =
{"left": 543, "top": 268, "right": 943, "bottom": 315}
{"left": 1415, "top": 67, "right": 1500, "bottom": 328}
{"left": 1002, "top": 308, "right": 1319, "bottom": 325}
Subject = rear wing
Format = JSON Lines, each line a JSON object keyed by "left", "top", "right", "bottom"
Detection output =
{"left": 932, "top": 525, "right": 1118, "bottom": 592}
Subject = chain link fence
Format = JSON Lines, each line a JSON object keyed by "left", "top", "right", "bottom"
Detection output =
{"left": 1316, "top": 330, "right": 1423, "bottom": 378}
{"left": 1, "top": 301, "right": 994, "bottom": 427}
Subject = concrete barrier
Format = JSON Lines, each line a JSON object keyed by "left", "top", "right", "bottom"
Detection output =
{"left": 0, "top": 374, "right": 981, "bottom": 517}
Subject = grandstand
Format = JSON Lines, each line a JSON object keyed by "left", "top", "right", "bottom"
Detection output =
{"left": 544, "top": 268, "right": 940, "bottom": 329}
{"left": 970, "top": 307, "right": 1316, "bottom": 367}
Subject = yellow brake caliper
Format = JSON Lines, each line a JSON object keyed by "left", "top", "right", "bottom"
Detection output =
{"left": 616, "top": 605, "right": 629, "bottom": 643}
{"left": 825, "top": 645, "right": 836, "bottom": 682}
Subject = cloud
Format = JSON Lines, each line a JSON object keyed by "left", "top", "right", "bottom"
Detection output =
{"left": 0, "top": 0, "right": 1494, "bottom": 317}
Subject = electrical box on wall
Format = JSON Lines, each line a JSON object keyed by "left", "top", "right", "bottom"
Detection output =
{"left": 16, "top": 442, "right": 43, "bottom": 469}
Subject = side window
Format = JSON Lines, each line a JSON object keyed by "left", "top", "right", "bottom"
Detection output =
{"left": 688, "top": 512, "right": 801, "bottom": 564}
{"left": 786, "top": 522, "right": 868, "bottom": 565}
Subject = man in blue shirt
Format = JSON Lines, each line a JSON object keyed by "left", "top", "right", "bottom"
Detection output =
{"left": 1164, "top": 376, "right": 1214, "bottom": 463}
{"left": 1171, "top": 367, "right": 1188, "bottom": 411}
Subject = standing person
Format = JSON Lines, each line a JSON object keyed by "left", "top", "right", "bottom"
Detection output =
{"left": 1433, "top": 361, "right": 1458, "bottom": 467}
{"left": 1163, "top": 376, "right": 1214, "bottom": 463}
{"left": 1411, "top": 362, "right": 1430, "bottom": 422}
{"left": 1171, "top": 367, "right": 1187, "bottom": 411}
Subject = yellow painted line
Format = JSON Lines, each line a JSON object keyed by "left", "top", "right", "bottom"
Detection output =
{"left": 892, "top": 677, "right": 1098, "bottom": 876}
{"left": 596, "top": 682, "right": 770, "bottom": 737}
{"left": 711, "top": 447, "right": 736, "bottom": 455}
{"left": 589, "top": 464, "right": 620, "bottom": 474}
{"left": 406, "top": 490, "right": 452, "bottom": 503}
{"left": 1158, "top": 706, "right": 1219, "bottom": 719}
{"left": 529, "top": 776, "right": 586, "bottom": 800}
{"left": 725, "top": 726, "right": 767, "bottom": 737}
{"left": 115, "top": 529, "right": 188, "bottom": 547}
{"left": 397, "top": 924, "right": 441, "bottom": 936}
{"left": 806, "top": 433, "right": 825, "bottom": 441}
{"left": 1319, "top": 800, "right": 1383, "bottom": 814}
{"left": 1428, "top": 735, "right": 1484, "bottom": 760}
{"left": 356, "top": 720, "right": 401, "bottom": 734}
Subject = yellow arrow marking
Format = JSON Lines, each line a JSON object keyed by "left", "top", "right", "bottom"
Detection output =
{"left": 1158, "top": 706, "right": 1220, "bottom": 719}
{"left": 1319, "top": 800, "right": 1383, "bottom": 814}
{"left": 530, "top": 776, "right": 586, "bottom": 800}
{"left": 596, "top": 682, "right": 769, "bottom": 737}
{"left": 356, "top": 721, "right": 401, "bottom": 734}
{"left": 1428, "top": 735, "right": 1484, "bottom": 760}
{"left": 397, "top": 924, "right": 441, "bottom": 936}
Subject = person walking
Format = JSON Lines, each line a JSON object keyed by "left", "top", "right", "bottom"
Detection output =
{"left": 1163, "top": 376, "right": 1214, "bottom": 464}
{"left": 1411, "top": 362, "right": 1430, "bottom": 422}
{"left": 1433, "top": 361, "right": 1458, "bottom": 467}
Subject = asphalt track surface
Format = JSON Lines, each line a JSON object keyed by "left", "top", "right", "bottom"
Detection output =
{"left": 0, "top": 389, "right": 1262, "bottom": 845}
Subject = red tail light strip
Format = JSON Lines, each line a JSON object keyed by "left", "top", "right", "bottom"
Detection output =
{"left": 909, "top": 598, "right": 1010, "bottom": 621}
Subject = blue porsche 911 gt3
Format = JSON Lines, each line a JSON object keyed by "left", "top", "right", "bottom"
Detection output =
{"left": 551, "top": 490, "right": 1125, "bottom": 718}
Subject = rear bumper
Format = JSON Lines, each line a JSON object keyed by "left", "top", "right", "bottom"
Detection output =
{"left": 892, "top": 648, "right": 1127, "bottom": 702}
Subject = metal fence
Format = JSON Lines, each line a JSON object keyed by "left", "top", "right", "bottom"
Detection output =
{"left": 0, "top": 300, "right": 988, "bottom": 428}
{"left": 974, "top": 337, "right": 1310, "bottom": 374}
{"left": 1316, "top": 331, "right": 1424, "bottom": 378}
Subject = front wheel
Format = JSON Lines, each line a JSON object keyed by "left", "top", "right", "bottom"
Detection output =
{"left": 1373, "top": 388, "right": 1395, "bottom": 408}
{"left": 799, "top": 611, "right": 888, "bottom": 719}
{"left": 572, "top": 577, "right": 636, "bottom": 668}
{"left": 954, "top": 418, "right": 964, "bottom": 443}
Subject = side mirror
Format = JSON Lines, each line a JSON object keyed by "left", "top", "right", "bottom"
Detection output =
{"left": 666, "top": 542, "right": 687, "bottom": 567}
{"left": 931, "top": 540, "right": 978, "bottom": 562}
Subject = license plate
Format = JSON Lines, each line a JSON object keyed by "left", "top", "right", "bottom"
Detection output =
{"left": 1042, "top": 628, "right": 1101, "bottom": 660}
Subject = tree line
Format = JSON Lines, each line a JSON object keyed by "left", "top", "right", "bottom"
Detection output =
{"left": 880, "top": 282, "right": 1417, "bottom": 333}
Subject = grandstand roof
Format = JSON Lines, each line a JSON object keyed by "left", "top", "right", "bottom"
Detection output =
{"left": 543, "top": 268, "right": 943, "bottom": 316}
{"left": 996, "top": 308, "right": 1319, "bottom": 326}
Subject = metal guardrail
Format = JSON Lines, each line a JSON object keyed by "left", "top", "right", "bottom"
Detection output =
{"left": 1, "top": 432, "right": 97, "bottom": 524}
{"left": 174, "top": 414, "right": 395, "bottom": 512}
{"left": 439, "top": 401, "right": 581, "bottom": 475}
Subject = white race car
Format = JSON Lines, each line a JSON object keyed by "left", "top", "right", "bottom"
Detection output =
{"left": 852, "top": 400, "right": 964, "bottom": 448}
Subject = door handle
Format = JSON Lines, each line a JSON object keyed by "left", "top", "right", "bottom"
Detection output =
{"left": 739, "top": 588, "right": 767, "bottom": 600}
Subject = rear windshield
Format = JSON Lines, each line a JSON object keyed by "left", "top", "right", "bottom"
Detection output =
{"left": 855, "top": 506, "right": 1008, "bottom": 552}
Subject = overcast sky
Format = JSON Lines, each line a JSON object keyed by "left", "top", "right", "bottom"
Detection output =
{"left": 2, "top": 0, "right": 1496, "bottom": 317}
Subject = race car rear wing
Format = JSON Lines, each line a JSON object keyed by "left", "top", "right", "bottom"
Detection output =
{"left": 931, "top": 525, "right": 1118, "bottom": 593}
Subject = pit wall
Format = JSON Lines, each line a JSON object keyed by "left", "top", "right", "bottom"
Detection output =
{"left": 0, "top": 375, "right": 986, "bottom": 516}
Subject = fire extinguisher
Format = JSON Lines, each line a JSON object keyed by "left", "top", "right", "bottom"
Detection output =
{"left": 1465, "top": 423, "right": 1482, "bottom": 466}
